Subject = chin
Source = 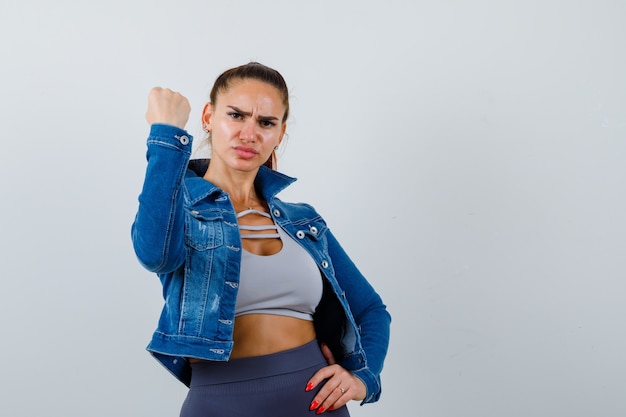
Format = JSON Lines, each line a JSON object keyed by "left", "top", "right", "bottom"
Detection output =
{"left": 231, "top": 159, "right": 262, "bottom": 172}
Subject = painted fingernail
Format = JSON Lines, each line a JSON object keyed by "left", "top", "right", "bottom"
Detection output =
{"left": 316, "top": 406, "right": 326, "bottom": 414}
{"left": 309, "top": 401, "right": 319, "bottom": 411}
{"left": 305, "top": 382, "right": 314, "bottom": 392}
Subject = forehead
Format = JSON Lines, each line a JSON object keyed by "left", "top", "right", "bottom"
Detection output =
{"left": 216, "top": 79, "right": 285, "bottom": 113}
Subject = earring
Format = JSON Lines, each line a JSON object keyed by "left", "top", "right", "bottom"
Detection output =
{"left": 202, "top": 124, "right": 210, "bottom": 132}
{"left": 274, "top": 146, "right": 279, "bottom": 150}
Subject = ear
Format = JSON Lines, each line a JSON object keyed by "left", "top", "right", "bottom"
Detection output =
{"left": 278, "top": 122, "right": 287, "bottom": 145}
{"left": 201, "top": 102, "right": 213, "bottom": 129}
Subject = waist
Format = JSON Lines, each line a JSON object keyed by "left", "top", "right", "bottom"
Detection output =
{"left": 189, "top": 340, "right": 326, "bottom": 386}
{"left": 187, "top": 314, "right": 317, "bottom": 361}
{"left": 232, "top": 314, "right": 316, "bottom": 358}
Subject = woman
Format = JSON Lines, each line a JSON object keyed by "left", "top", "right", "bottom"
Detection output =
{"left": 132, "top": 62, "right": 391, "bottom": 416}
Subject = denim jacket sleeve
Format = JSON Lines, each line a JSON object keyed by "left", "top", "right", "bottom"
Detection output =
{"left": 131, "top": 124, "right": 193, "bottom": 273}
{"left": 327, "top": 229, "right": 391, "bottom": 404}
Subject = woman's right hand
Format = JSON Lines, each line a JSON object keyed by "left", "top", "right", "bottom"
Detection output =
{"left": 145, "top": 87, "right": 191, "bottom": 129}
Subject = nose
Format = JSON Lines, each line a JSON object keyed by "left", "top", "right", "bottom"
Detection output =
{"left": 240, "top": 119, "right": 257, "bottom": 142}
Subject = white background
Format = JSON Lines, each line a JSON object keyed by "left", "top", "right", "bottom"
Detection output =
{"left": 1, "top": 1, "right": 625, "bottom": 416}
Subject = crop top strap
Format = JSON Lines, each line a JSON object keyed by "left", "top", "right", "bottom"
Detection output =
{"left": 237, "top": 209, "right": 280, "bottom": 239}
{"left": 237, "top": 208, "right": 272, "bottom": 219}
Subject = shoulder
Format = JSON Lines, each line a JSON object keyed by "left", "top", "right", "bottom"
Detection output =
{"left": 271, "top": 199, "right": 331, "bottom": 242}
{"left": 273, "top": 199, "right": 324, "bottom": 221}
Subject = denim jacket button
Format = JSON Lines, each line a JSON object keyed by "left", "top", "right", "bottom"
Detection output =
{"left": 309, "top": 226, "right": 318, "bottom": 234}
{"left": 272, "top": 209, "right": 281, "bottom": 217}
{"left": 296, "top": 230, "right": 305, "bottom": 239}
{"left": 178, "top": 135, "right": 190, "bottom": 145}
{"left": 321, "top": 260, "right": 329, "bottom": 268}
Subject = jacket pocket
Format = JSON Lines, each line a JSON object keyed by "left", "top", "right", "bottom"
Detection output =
{"left": 184, "top": 209, "right": 224, "bottom": 250}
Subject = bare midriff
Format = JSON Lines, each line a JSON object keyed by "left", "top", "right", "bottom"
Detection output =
{"left": 188, "top": 314, "right": 316, "bottom": 363}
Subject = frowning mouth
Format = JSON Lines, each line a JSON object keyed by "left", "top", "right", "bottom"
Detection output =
{"left": 233, "top": 145, "right": 259, "bottom": 159}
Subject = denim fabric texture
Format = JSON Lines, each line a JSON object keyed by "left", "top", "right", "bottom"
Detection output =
{"left": 131, "top": 124, "right": 391, "bottom": 404}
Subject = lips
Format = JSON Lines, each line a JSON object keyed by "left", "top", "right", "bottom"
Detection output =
{"left": 233, "top": 145, "right": 259, "bottom": 159}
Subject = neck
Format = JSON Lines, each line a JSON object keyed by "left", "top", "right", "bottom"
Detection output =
{"left": 203, "top": 162, "right": 262, "bottom": 209}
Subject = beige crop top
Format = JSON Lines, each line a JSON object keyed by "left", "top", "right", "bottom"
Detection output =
{"left": 235, "top": 213, "right": 323, "bottom": 321}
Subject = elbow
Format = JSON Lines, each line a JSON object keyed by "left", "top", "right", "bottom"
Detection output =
{"left": 132, "top": 236, "right": 164, "bottom": 273}
{"left": 133, "top": 245, "right": 183, "bottom": 274}
{"left": 131, "top": 225, "right": 184, "bottom": 274}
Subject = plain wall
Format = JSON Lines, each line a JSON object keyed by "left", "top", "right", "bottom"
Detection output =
{"left": 1, "top": 1, "right": 625, "bottom": 416}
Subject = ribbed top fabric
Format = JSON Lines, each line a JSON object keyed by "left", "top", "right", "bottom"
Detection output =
{"left": 236, "top": 226, "right": 323, "bottom": 320}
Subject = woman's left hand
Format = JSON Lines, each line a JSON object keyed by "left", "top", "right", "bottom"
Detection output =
{"left": 306, "top": 343, "right": 367, "bottom": 414}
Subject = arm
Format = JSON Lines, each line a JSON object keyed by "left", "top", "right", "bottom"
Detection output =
{"left": 307, "top": 230, "right": 391, "bottom": 412}
{"left": 131, "top": 88, "right": 193, "bottom": 273}
{"left": 327, "top": 229, "right": 391, "bottom": 401}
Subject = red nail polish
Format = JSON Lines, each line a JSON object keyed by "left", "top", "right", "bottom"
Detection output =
{"left": 306, "top": 382, "right": 314, "bottom": 392}
{"left": 309, "top": 401, "right": 319, "bottom": 411}
{"left": 316, "top": 406, "right": 326, "bottom": 414}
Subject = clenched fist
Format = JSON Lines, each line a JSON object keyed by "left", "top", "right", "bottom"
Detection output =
{"left": 145, "top": 87, "right": 191, "bottom": 129}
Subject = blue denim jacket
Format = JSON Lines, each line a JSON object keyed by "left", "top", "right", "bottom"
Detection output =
{"left": 131, "top": 124, "right": 391, "bottom": 404}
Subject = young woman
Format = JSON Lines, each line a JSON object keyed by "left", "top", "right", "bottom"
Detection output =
{"left": 132, "top": 62, "right": 391, "bottom": 416}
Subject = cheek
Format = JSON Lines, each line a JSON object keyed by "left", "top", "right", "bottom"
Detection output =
{"left": 264, "top": 128, "right": 283, "bottom": 141}
{"left": 213, "top": 120, "right": 237, "bottom": 140}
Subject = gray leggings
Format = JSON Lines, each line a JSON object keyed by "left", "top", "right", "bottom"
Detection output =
{"left": 180, "top": 340, "right": 351, "bottom": 417}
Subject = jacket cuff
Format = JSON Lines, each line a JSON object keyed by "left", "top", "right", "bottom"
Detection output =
{"left": 352, "top": 367, "right": 381, "bottom": 405}
{"left": 148, "top": 123, "right": 193, "bottom": 154}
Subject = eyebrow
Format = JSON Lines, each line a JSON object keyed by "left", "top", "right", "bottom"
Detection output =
{"left": 228, "top": 105, "right": 279, "bottom": 122}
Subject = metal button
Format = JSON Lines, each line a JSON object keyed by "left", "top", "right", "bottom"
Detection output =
{"left": 296, "top": 230, "right": 305, "bottom": 239}
{"left": 321, "top": 260, "right": 329, "bottom": 268}
{"left": 309, "top": 226, "right": 318, "bottom": 234}
{"left": 178, "top": 135, "right": 190, "bottom": 145}
{"left": 273, "top": 209, "right": 281, "bottom": 217}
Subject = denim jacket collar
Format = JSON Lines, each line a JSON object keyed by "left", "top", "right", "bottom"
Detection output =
{"left": 185, "top": 159, "right": 297, "bottom": 204}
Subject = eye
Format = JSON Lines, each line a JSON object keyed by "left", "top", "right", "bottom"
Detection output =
{"left": 228, "top": 112, "right": 242, "bottom": 120}
{"left": 260, "top": 120, "right": 276, "bottom": 127}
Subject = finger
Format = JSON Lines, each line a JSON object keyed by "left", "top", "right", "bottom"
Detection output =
{"left": 319, "top": 343, "right": 336, "bottom": 365}
{"left": 310, "top": 369, "right": 368, "bottom": 413}
{"left": 313, "top": 383, "right": 349, "bottom": 414}
{"left": 307, "top": 366, "right": 350, "bottom": 413}
{"left": 326, "top": 385, "right": 350, "bottom": 412}
{"left": 305, "top": 364, "right": 340, "bottom": 392}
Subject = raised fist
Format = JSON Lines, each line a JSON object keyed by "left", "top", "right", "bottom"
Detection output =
{"left": 145, "top": 87, "right": 191, "bottom": 129}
